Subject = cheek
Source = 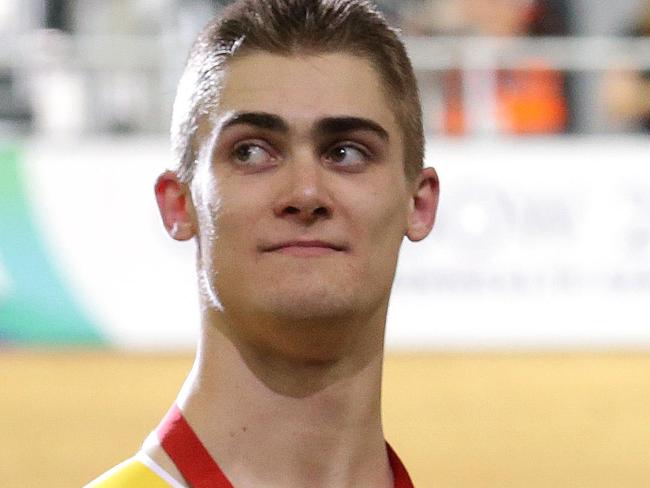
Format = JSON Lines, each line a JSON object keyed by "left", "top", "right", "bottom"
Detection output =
{"left": 348, "top": 185, "right": 410, "bottom": 255}
{"left": 192, "top": 178, "right": 221, "bottom": 250}
{"left": 201, "top": 181, "right": 265, "bottom": 259}
{"left": 192, "top": 171, "right": 248, "bottom": 264}
{"left": 220, "top": 180, "right": 266, "bottom": 225}
{"left": 348, "top": 193, "right": 409, "bottom": 301}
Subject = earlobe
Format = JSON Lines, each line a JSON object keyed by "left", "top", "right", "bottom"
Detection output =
{"left": 406, "top": 167, "right": 439, "bottom": 242}
{"left": 154, "top": 171, "right": 196, "bottom": 241}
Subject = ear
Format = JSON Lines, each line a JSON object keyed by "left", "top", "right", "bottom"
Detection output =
{"left": 154, "top": 170, "right": 196, "bottom": 241}
{"left": 406, "top": 167, "right": 439, "bottom": 242}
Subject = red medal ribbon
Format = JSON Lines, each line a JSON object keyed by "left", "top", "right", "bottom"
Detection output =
{"left": 158, "top": 404, "right": 233, "bottom": 488}
{"left": 158, "top": 404, "right": 414, "bottom": 487}
{"left": 386, "top": 442, "right": 416, "bottom": 488}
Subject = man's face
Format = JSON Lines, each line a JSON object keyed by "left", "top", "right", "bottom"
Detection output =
{"left": 187, "top": 52, "right": 418, "bottom": 327}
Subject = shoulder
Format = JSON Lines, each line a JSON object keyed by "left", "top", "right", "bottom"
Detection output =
{"left": 84, "top": 453, "right": 185, "bottom": 488}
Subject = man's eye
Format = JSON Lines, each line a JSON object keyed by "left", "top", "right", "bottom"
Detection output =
{"left": 232, "top": 143, "right": 274, "bottom": 167}
{"left": 325, "top": 145, "right": 368, "bottom": 168}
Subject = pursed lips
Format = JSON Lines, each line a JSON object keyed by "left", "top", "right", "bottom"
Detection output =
{"left": 261, "top": 240, "right": 347, "bottom": 257}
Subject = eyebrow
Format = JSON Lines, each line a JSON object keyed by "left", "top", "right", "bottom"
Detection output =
{"left": 220, "top": 111, "right": 289, "bottom": 133}
{"left": 315, "top": 116, "right": 389, "bottom": 141}
{"left": 219, "top": 111, "right": 389, "bottom": 141}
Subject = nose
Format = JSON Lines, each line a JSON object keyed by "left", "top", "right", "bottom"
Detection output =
{"left": 273, "top": 156, "right": 332, "bottom": 224}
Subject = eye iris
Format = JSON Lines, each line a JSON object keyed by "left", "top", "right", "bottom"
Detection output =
{"left": 236, "top": 145, "right": 253, "bottom": 161}
{"left": 332, "top": 147, "right": 348, "bottom": 162}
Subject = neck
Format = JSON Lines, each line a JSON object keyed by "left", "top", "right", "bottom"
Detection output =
{"left": 156, "top": 309, "right": 394, "bottom": 488}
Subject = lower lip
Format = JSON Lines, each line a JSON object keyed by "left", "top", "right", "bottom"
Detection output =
{"left": 274, "top": 246, "right": 339, "bottom": 257}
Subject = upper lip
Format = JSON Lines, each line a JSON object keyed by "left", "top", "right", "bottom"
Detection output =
{"left": 262, "top": 240, "right": 347, "bottom": 252}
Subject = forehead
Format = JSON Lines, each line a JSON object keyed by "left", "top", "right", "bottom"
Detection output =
{"left": 214, "top": 51, "right": 400, "bottom": 135}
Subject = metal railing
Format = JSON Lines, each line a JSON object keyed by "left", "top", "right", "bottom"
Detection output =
{"left": 3, "top": 34, "right": 650, "bottom": 70}
{"left": 1, "top": 34, "right": 649, "bottom": 135}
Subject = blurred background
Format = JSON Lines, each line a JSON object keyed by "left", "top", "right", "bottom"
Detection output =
{"left": 2, "top": 0, "right": 650, "bottom": 487}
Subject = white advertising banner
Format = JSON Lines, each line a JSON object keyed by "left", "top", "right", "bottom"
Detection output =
{"left": 389, "top": 136, "right": 650, "bottom": 350}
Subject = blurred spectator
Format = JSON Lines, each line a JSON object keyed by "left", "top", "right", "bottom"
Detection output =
{"left": 461, "top": 0, "right": 566, "bottom": 37}
{"left": 436, "top": 0, "right": 569, "bottom": 135}
{"left": 603, "top": 0, "right": 650, "bottom": 132}
{"left": 401, "top": 0, "right": 467, "bottom": 35}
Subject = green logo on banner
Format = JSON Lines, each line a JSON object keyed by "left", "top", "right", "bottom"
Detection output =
{"left": 0, "top": 144, "right": 104, "bottom": 345}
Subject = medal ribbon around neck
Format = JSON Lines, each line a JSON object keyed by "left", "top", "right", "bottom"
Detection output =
{"left": 157, "top": 404, "right": 415, "bottom": 487}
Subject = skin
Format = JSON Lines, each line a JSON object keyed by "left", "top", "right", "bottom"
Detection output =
{"left": 151, "top": 52, "right": 439, "bottom": 487}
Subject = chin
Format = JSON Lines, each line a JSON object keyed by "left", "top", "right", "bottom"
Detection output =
{"left": 213, "top": 260, "right": 390, "bottom": 323}
{"left": 261, "top": 288, "right": 360, "bottom": 323}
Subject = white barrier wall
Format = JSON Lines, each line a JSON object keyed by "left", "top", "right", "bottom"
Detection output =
{"left": 390, "top": 136, "right": 650, "bottom": 350}
{"left": 2, "top": 136, "right": 649, "bottom": 350}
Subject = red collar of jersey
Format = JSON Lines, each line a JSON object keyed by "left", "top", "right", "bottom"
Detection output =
{"left": 157, "top": 404, "right": 415, "bottom": 487}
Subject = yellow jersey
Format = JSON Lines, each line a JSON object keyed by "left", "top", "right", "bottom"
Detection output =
{"left": 85, "top": 452, "right": 185, "bottom": 488}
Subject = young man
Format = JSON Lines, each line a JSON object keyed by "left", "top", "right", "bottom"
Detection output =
{"left": 87, "top": 0, "right": 438, "bottom": 486}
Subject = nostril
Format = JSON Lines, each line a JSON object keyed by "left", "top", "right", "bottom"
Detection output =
{"left": 279, "top": 205, "right": 330, "bottom": 219}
